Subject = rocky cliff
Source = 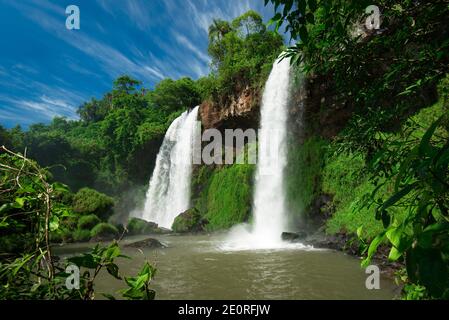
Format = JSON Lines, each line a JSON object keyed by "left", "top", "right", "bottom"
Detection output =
{"left": 199, "top": 86, "right": 261, "bottom": 132}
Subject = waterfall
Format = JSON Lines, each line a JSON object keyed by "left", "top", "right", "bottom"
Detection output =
{"left": 137, "top": 106, "right": 199, "bottom": 229}
{"left": 251, "top": 57, "right": 291, "bottom": 246}
{"left": 223, "top": 57, "right": 303, "bottom": 250}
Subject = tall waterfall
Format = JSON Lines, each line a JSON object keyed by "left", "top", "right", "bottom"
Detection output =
{"left": 223, "top": 57, "right": 297, "bottom": 250}
{"left": 138, "top": 106, "right": 199, "bottom": 229}
{"left": 251, "top": 57, "right": 291, "bottom": 246}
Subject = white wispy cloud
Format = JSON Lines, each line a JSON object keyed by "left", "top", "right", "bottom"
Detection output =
{"left": 125, "top": 0, "right": 152, "bottom": 31}
{"left": 0, "top": 0, "right": 280, "bottom": 128}
{"left": 174, "top": 33, "right": 211, "bottom": 65}
{"left": 0, "top": 93, "right": 77, "bottom": 123}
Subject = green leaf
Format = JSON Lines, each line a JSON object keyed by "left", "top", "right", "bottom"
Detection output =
{"left": 283, "top": 0, "right": 293, "bottom": 16}
{"left": 0, "top": 217, "right": 9, "bottom": 228}
{"left": 308, "top": 0, "right": 318, "bottom": 12}
{"left": 68, "top": 254, "right": 98, "bottom": 269}
{"left": 381, "top": 210, "right": 391, "bottom": 228}
{"left": 362, "top": 232, "right": 386, "bottom": 267}
{"left": 379, "top": 183, "right": 418, "bottom": 213}
{"left": 106, "top": 263, "right": 122, "bottom": 280}
{"left": 388, "top": 247, "right": 403, "bottom": 261}
{"left": 102, "top": 293, "right": 116, "bottom": 300}
{"left": 356, "top": 226, "right": 363, "bottom": 239}
{"left": 419, "top": 117, "right": 442, "bottom": 156}
{"left": 14, "top": 197, "right": 25, "bottom": 208}
{"left": 50, "top": 216, "right": 59, "bottom": 232}
{"left": 299, "top": 26, "right": 308, "bottom": 43}
{"left": 306, "top": 13, "right": 315, "bottom": 25}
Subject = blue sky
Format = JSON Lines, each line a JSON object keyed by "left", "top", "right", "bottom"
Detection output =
{"left": 0, "top": 0, "right": 280, "bottom": 128}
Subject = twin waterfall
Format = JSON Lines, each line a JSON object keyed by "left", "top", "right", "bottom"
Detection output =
{"left": 139, "top": 106, "right": 199, "bottom": 229}
{"left": 138, "top": 58, "right": 297, "bottom": 249}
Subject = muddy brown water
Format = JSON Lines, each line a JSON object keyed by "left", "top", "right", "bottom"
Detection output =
{"left": 53, "top": 233, "right": 399, "bottom": 300}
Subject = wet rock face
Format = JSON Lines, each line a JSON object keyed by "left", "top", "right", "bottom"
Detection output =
{"left": 126, "top": 218, "right": 171, "bottom": 235}
{"left": 199, "top": 86, "right": 261, "bottom": 133}
{"left": 281, "top": 231, "right": 308, "bottom": 242}
{"left": 289, "top": 73, "right": 354, "bottom": 142}
{"left": 172, "top": 208, "right": 208, "bottom": 233}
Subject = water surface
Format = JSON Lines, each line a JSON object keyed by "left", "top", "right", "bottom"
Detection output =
{"left": 54, "top": 233, "right": 399, "bottom": 300}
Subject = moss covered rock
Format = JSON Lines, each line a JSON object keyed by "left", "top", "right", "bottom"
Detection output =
{"left": 72, "top": 188, "right": 115, "bottom": 220}
{"left": 77, "top": 214, "right": 101, "bottom": 230}
{"left": 90, "top": 222, "right": 119, "bottom": 241}
{"left": 125, "top": 238, "right": 165, "bottom": 249}
{"left": 172, "top": 208, "right": 205, "bottom": 233}
{"left": 127, "top": 218, "right": 159, "bottom": 235}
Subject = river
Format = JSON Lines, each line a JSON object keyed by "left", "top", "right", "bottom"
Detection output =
{"left": 54, "top": 233, "right": 399, "bottom": 300}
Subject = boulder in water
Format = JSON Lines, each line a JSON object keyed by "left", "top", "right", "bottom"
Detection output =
{"left": 126, "top": 218, "right": 168, "bottom": 235}
{"left": 125, "top": 238, "right": 165, "bottom": 249}
{"left": 172, "top": 208, "right": 207, "bottom": 233}
{"left": 282, "top": 231, "right": 307, "bottom": 242}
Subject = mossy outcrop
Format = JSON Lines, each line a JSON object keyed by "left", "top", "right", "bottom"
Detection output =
{"left": 126, "top": 217, "right": 166, "bottom": 235}
{"left": 172, "top": 208, "right": 206, "bottom": 233}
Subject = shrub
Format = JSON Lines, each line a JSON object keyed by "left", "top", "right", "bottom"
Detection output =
{"left": 73, "top": 229, "right": 91, "bottom": 242}
{"left": 72, "top": 188, "right": 115, "bottom": 220}
{"left": 90, "top": 223, "right": 119, "bottom": 240}
{"left": 50, "top": 226, "right": 73, "bottom": 243}
{"left": 77, "top": 214, "right": 101, "bottom": 230}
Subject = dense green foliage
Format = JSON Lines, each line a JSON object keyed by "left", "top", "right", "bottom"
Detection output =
{"left": 90, "top": 222, "right": 119, "bottom": 240}
{"left": 1, "top": 75, "right": 200, "bottom": 196}
{"left": 201, "top": 10, "right": 284, "bottom": 103}
{"left": 286, "top": 138, "right": 327, "bottom": 220}
{"left": 322, "top": 151, "right": 389, "bottom": 239}
{"left": 0, "top": 148, "right": 155, "bottom": 299}
{"left": 72, "top": 188, "right": 114, "bottom": 220}
{"left": 268, "top": 0, "right": 449, "bottom": 299}
{"left": 77, "top": 214, "right": 101, "bottom": 230}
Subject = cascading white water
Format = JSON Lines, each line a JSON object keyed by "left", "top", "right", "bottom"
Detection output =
{"left": 251, "top": 57, "right": 291, "bottom": 247}
{"left": 222, "top": 57, "right": 308, "bottom": 250}
{"left": 137, "top": 106, "right": 199, "bottom": 229}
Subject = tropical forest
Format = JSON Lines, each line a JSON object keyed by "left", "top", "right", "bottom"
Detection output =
{"left": 0, "top": 0, "right": 449, "bottom": 302}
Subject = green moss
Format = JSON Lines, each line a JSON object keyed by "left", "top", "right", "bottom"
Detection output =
{"left": 322, "top": 152, "right": 385, "bottom": 239}
{"left": 90, "top": 223, "right": 119, "bottom": 239}
{"left": 77, "top": 214, "right": 101, "bottom": 230}
{"left": 72, "top": 188, "right": 115, "bottom": 220}
{"left": 320, "top": 101, "right": 446, "bottom": 241}
{"left": 285, "top": 137, "right": 328, "bottom": 218}
{"left": 73, "top": 229, "right": 91, "bottom": 242}
{"left": 193, "top": 164, "right": 255, "bottom": 231}
{"left": 127, "top": 218, "right": 157, "bottom": 235}
{"left": 172, "top": 208, "right": 202, "bottom": 233}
